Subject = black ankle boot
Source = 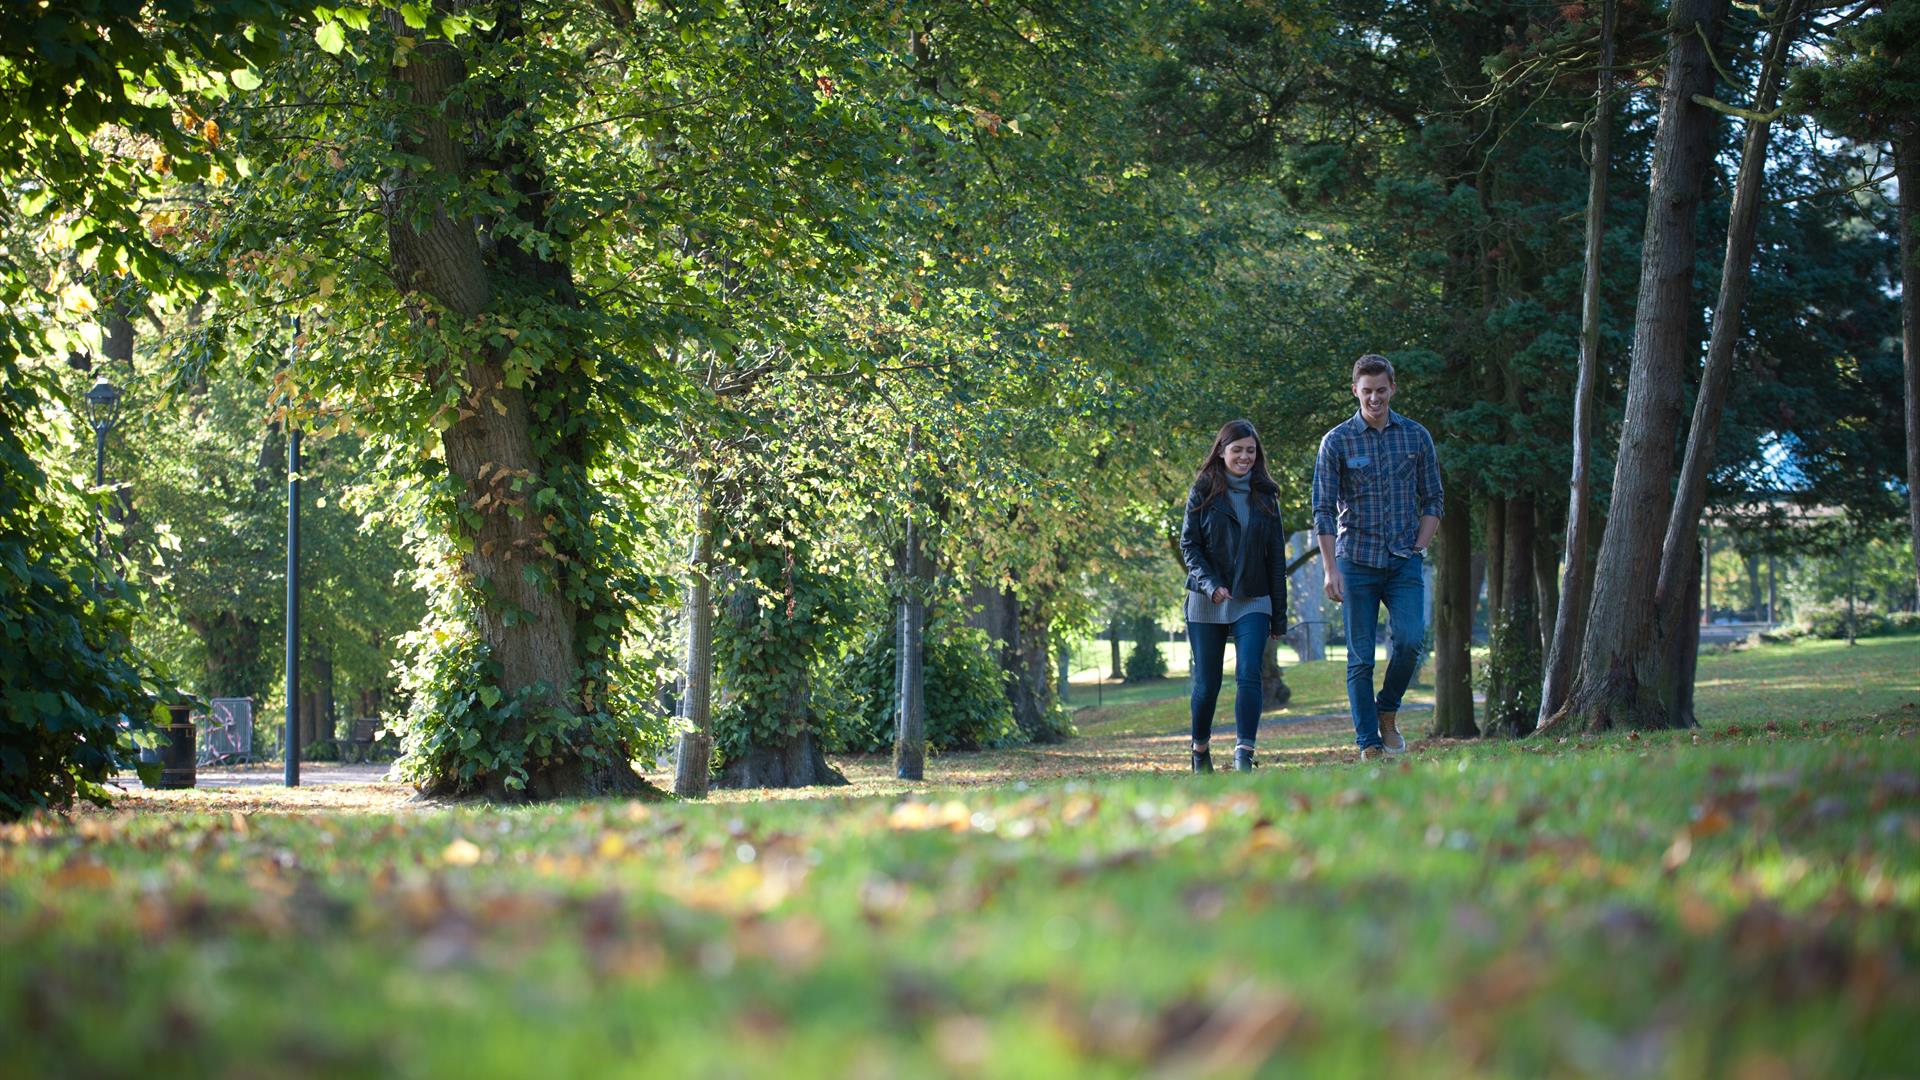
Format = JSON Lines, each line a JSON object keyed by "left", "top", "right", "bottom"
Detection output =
{"left": 1233, "top": 745, "right": 1255, "bottom": 772}
{"left": 1191, "top": 747, "right": 1213, "bottom": 774}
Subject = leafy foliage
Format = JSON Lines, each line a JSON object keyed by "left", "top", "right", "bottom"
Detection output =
{"left": 826, "top": 613, "right": 1018, "bottom": 754}
{"left": 0, "top": 0, "right": 314, "bottom": 816}
{"left": 0, "top": 358, "right": 166, "bottom": 817}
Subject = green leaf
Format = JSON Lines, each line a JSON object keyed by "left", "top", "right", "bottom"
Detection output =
{"left": 230, "top": 67, "right": 263, "bottom": 91}
{"left": 479, "top": 685, "right": 502, "bottom": 709}
{"left": 315, "top": 21, "right": 346, "bottom": 55}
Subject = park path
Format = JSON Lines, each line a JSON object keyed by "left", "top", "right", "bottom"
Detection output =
{"left": 102, "top": 694, "right": 1419, "bottom": 812}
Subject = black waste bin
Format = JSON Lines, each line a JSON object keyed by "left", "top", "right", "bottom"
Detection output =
{"left": 155, "top": 704, "right": 196, "bottom": 789}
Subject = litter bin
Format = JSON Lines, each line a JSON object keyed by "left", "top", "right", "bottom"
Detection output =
{"left": 156, "top": 704, "right": 197, "bottom": 789}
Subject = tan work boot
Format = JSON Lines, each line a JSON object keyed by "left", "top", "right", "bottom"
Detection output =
{"left": 1380, "top": 710, "right": 1406, "bottom": 755}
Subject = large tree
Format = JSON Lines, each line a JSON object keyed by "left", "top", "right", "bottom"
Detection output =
{"left": 1547, "top": 0, "right": 1731, "bottom": 734}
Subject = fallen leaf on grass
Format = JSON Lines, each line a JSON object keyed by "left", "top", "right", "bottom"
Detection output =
{"left": 48, "top": 859, "right": 114, "bottom": 890}
{"left": 736, "top": 913, "right": 827, "bottom": 973}
{"left": 1661, "top": 833, "right": 1692, "bottom": 871}
{"left": 889, "top": 800, "right": 971, "bottom": 832}
{"left": 1688, "top": 807, "right": 1733, "bottom": 840}
{"left": 442, "top": 837, "right": 483, "bottom": 866}
{"left": 933, "top": 1014, "right": 993, "bottom": 1070}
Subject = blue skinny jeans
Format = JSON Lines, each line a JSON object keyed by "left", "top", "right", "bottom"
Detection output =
{"left": 1187, "top": 611, "right": 1271, "bottom": 747}
{"left": 1338, "top": 554, "right": 1426, "bottom": 749}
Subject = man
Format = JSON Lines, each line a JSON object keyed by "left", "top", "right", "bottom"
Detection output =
{"left": 1312, "top": 354, "right": 1444, "bottom": 762}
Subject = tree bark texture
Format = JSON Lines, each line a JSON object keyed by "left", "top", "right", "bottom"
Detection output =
{"left": 1486, "top": 497, "right": 1540, "bottom": 737}
{"left": 1483, "top": 495, "right": 1507, "bottom": 714}
{"left": 1650, "top": 2, "right": 1801, "bottom": 717}
{"left": 1285, "top": 531, "right": 1327, "bottom": 662}
{"left": 1431, "top": 500, "right": 1479, "bottom": 737}
{"left": 1534, "top": 499, "right": 1560, "bottom": 660}
{"left": 1899, "top": 125, "right": 1920, "bottom": 614}
{"left": 968, "top": 581, "right": 1065, "bottom": 744}
{"left": 1657, "top": 541, "right": 1705, "bottom": 728}
{"left": 894, "top": 509, "right": 927, "bottom": 781}
{"left": 1014, "top": 595, "right": 1068, "bottom": 743}
{"left": 717, "top": 728, "right": 845, "bottom": 789}
{"left": 1547, "top": 0, "right": 1728, "bottom": 734}
{"left": 674, "top": 488, "right": 714, "bottom": 798}
{"left": 384, "top": 10, "right": 643, "bottom": 799}
{"left": 1260, "top": 637, "right": 1293, "bottom": 711}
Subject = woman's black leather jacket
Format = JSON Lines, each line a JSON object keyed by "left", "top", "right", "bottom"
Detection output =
{"left": 1180, "top": 481, "right": 1288, "bottom": 612}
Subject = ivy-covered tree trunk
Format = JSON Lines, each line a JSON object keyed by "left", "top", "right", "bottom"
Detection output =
{"left": 713, "top": 581, "right": 844, "bottom": 790}
{"left": 1547, "top": 0, "right": 1729, "bottom": 734}
{"left": 384, "top": 8, "right": 642, "bottom": 799}
{"left": 1430, "top": 498, "right": 1478, "bottom": 737}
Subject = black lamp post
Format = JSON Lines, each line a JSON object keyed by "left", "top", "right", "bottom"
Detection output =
{"left": 82, "top": 376, "right": 122, "bottom": 566}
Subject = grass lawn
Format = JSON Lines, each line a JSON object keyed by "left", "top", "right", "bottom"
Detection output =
{"left": 6, "top": 637, "right": 1919, "bottom": 1077}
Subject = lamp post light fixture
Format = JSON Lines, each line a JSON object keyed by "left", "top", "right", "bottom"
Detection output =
{"left": 82, "top": 376, "right": 122, "bottom": 565}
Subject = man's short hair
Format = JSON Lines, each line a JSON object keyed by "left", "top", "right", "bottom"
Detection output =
{"left": 1352, "top": 354, "right": 1395, "bottom": 385}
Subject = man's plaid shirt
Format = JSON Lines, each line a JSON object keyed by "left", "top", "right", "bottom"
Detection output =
{"left": 1312, "top": 410, "right": 1444, "bottom": 568}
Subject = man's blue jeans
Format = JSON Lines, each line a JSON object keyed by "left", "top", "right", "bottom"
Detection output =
{"left": 1188, "top": 612, "right": 1271, "bottom": 747}
{"left": 1339, "top": 555, "right": 1425, "bottom": 750}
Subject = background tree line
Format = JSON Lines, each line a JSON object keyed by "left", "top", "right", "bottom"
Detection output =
{"left": 3, "top": 0, "right": 1913, "bottom": 814}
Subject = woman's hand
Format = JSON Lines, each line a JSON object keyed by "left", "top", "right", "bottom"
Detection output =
{"left": 1210, "top": 587, "right": 1230, "bottom": 604}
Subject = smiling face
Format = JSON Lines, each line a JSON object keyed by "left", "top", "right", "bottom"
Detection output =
{"left": 1353, "top": 372, "right": 1396, "bottom": 425}
{"left": 1220, "top": 436, "right": 1258, "bottom": 477}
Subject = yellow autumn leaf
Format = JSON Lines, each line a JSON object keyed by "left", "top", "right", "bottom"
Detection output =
{"left": 442, "top": 837, "right": 483, "bottom": 866}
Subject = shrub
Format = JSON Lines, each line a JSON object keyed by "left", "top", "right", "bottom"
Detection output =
{"left": 1122, "top": 613, "right": 1168, "bottom": 682}
{"left": 1795, "top": 601, "right": 1889, "bottom": 641}
{"left": 825, "top": 615, "right": 1018, "bottom": 753}
{"left": 1888, "top": 611, "right": 1920, "bottom": 635}
{"left": 1, "top": 360, "right": 165, "bottom": 818}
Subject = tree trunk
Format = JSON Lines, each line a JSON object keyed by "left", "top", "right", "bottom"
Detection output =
{"left": 1657, "top": 541, "right": 1705, "bottom": 727}
{"left": 1284, "top": 531, "right": 1327, "bottom": 661}
{"left": 717, "top": 729, "right": 845, "bottom": 788}
{"left": 1546, "top": 0, "right": 1729, "bottom": 734}
{"left": 1483, "top": 495, "right": 1508, "bottom": 715}
{"left": 1108, "top": 617, "right": 1122, "bottom": 678}
{"left": 1485, "top": 495, "right": 1507, "bottom": 621}
{"left": 894, "top": 506, "right": 927, "bottom": 780}
{"left": 1486, "top": 497, "right": 1540, "bottom": 737}
{"left": 1898, "top": 125, "right": 1920, "bottom": 615}
{"left": 1534, "top": 498, "right": 1560, "bottom": 661}
{"left": 1014, "top": 594, "right": 1067, "bottom": 743}
{"left": 383, "top": 8, "right": 643, "bottom": 799}
{"left": 1260, "top": 637, "right": 1292, "bottom": 710}
{"left": 1648, "top": 0, "right": 1802, "bottom": 719}
{"left": 1056, "top": 642, "right": 1071, "bottom": 704}
{"left": 674, "top": 486, "right": 715, "bottom": 798}
{"left": 195, "top": 611, "right": 267, "bottom": 700}
{"left": 1431, "top": 497, "right": 1479, "bottom": 737}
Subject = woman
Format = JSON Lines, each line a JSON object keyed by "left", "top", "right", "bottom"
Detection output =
{"left": 1180, "top": 419, "right": 1288, "bottom": 772}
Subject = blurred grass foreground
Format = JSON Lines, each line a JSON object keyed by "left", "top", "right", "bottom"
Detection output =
{"left": 4, "top": 636, "right": 1918, "bottom": 1078}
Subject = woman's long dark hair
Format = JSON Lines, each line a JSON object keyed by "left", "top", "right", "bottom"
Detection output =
{"left": 1192, "top": 419, "right": 1280, "bottom": 514}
